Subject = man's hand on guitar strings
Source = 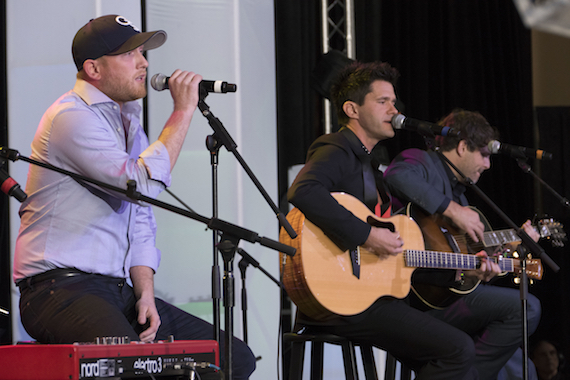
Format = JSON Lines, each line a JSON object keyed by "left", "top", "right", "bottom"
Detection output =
{"left": 462, "top": 251, "right": 502, "bottom": 282}
{"left": 443, "top": 201, "right": 485, "bottom": 243}
{"left": 363, "top": 227, "right": 404, "bottom": 259}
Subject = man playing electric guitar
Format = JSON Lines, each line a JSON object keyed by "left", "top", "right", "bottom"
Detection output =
{"left": 383, "top": 109, "right": 542, "bottom": 380}
{"left": 289, "top": 63, "right": 493, "bottom": 379}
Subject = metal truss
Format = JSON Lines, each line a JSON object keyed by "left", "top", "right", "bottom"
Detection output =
{"left": 320, "top": 0, "right": 355, "bottom": 133}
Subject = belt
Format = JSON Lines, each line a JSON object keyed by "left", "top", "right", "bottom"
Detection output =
{"left": 17, "top": 268, "right": 87, "bottom": 291}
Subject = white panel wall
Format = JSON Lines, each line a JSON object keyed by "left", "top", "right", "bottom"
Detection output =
{"left": 7, "top": 1, "right": 281, "bottom": 379}
{"left": 144, "top": 1, "right": 282, "bottom": 379}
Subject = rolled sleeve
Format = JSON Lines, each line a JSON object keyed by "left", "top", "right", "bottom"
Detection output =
{"left": 129, "top": 203, "right": 162, "bottom": 272}
{"left": 140, "top": 140, "right": 172, "bottom": 187}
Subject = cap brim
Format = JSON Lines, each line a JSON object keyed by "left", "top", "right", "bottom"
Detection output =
{"left": 108, "top": 30, "right": 167, "bottom": 56}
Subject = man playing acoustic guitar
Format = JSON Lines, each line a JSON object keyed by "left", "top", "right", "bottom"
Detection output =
{"left": 383, "top": 109, "right": 542, "bottom": 379}
{"left": 288, "top": 62, "right": 483, "bottom": 379}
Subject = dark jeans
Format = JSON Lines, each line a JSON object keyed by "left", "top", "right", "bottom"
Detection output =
{"left": 426, "top": 284, "right": 541, "bottom": 380}
{"left": 305, "top": 298, "right": 478, "bottom": 380}
{"left": 297, "top": 285, "right": 540, "bottom": 380}
{"left": 18, "top": 271, "right": 256, "bottom": 380}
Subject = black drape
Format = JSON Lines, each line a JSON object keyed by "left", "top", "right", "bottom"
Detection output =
{"left": 276, "top": 0, "right": 568, "bottom": 356}
{"left": 354, "top": 0, "right": 535, "bottom": 229}
{"left": 532, "top": 107, "right": 570, "bottom": 345}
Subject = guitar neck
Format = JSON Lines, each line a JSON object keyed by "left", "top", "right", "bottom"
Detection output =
{"left": 482, "top": 228, "right": 521, "bottom": 247}
{"left": 404, "top": 249, "right": 515, "bottom": 272}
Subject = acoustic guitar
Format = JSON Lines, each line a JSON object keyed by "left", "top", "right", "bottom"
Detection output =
{"left": 406, "top": 203, "right": 562, "bottom": 309}
{"left": 279, "top": 193, "right": 543, "bottom": 320}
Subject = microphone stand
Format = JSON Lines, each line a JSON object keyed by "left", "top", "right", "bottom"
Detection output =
{"left": 515, "top": 158, "right": 570, "bottom": 211}
{"left": 206, "top": 135, "right": 223, "bottom": 349}
{"left": 237, "top": 247, "right": 283, "bottom": 344}
{"left": 197, "top": 92, "right": 296, "bottom": 380}
{"left": 433, "top": 148, "right": 560, "bottom": 380}
{"left": 0, "top": 147, "right": 296, "bottom": 380}
{"left": 167, "top": 185, "right": 285, "bottom": 349}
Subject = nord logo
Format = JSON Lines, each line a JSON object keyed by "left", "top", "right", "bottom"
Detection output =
{"left": 80, "top": 359, "right": 115, "bottom": 378}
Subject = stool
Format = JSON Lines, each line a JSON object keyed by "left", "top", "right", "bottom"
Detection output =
{"left": 284, "top": 332, "right": 378, "bottom": 380}
{"left": 284, "top": 332, "right": 414, "bottom": 380}
{"left": 385, "top": 352, "right": 412, "bottom": 380}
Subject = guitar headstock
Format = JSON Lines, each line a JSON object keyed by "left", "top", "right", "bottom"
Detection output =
{"left": 523, "top": 258, "right": 544, "bottom": 280}
{"left": 536, "top": 218, "right": 567, "bottom": 247}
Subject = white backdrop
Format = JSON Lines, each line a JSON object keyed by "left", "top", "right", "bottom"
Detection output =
{"left": 7, "top": 1, "right": 282, "bottom": 379}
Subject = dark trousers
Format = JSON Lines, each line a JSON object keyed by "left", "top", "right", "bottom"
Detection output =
{"left": 298, "top": 284, "right": 541, "bottom": 380}
{"left": 317, "top": 298, "right": 478, "bottom": 380}
{"left": 18, "top": 271, "right": 256, "bottom": 380}
{"left": 426, "top": 284, "right": 541, "bottom": 380}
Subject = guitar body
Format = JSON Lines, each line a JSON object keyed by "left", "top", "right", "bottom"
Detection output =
{"left": 404, "top": 204, "right": 483, "bottom": 309}
{"left": 280, "top": 193, "right": 423, "bottom": 320}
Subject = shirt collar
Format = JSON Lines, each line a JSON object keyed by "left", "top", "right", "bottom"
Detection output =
{"left": 73, "top": 79, "right": 141, "bottom": 115}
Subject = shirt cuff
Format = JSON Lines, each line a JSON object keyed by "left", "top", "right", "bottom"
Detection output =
{"left": 436, "top": 197, "right": 451, "bottom": 215}
{"left": 129, "top": 246, "right": 162, "bottom": 273}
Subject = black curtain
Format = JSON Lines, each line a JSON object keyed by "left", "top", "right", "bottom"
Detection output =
{"left": 275, "top": 0, "right": 322, "bottom": 212}
{"left": 276, "top": 0, "right": 568, "bottom": 355}
{"left": 532, "top": 107, "right": 570, "bottom": 346}
{"left": 354, "top": 0, "right": 535, "bottom": 229}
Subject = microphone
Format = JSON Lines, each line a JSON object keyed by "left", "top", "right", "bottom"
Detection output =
{"left": 391, "top": 114, "right": 460, "bottom": 138}
{"left": 487, "top": 140, "right": 553, "bottom": 160}
{"left": 150, "top": 73, "right": 237, "bottom": 93}
{"left": 0, "top": 168, "right": 27, "bottom": 202}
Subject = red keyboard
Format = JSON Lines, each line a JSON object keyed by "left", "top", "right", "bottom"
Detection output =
{"left": 0, "top": 339, "right": 219, "bottom": 379}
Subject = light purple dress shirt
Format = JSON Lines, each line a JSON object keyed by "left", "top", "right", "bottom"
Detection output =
{"left": 13, "top": 79, "right": 172, "bottom": 282}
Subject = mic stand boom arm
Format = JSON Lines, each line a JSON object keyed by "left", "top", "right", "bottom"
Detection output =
{"left": 197, "top": 98, "right": 297, "bottom": 240}
{"left": 0, "top": 148, "right": 296, "bottom": 257}
{"left": 515, "top": 158, "right": 570, "bottom": 211}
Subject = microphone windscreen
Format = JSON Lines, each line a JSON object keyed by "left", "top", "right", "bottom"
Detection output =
{"left": 391, "top": 114, "right": 406, "bottom": 130}
{"left": 150, "top": 73, "right": 168, "bottom": 91}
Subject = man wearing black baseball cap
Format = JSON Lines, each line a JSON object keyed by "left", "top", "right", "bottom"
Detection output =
{"left": 72, "top": 14, "right": 167, "bottom": 71}
{"left": 13, "top": 14, "right": 256, "bottom": 379}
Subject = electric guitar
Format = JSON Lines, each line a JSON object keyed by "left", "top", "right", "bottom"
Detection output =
{"left": 279, "top": 193, "right": 543, "bottom": 320}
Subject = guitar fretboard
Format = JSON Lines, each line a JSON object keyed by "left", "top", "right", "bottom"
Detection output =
{"left": 482, "top": 229, "right": 520, "bottom": 247}
{"left": 404, "top": 250, "right": 515, "bottom": 272}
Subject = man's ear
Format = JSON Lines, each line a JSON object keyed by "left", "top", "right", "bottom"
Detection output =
{"left": 82, "top": 59, "right": 102, "bottom": 81}
{"left": 342, "top": 101, "right": 358, "bottom": 119}
{"left": 456, "top": 139, "right": 468, "bottom": 157}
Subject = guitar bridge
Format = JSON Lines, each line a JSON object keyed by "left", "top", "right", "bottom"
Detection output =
{"left": 350, "top": 247, "right": 361, "bottom": 279}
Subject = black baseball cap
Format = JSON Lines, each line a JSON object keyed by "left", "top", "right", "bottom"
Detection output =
{"left": 72, "top": 15, "right": 167, "bottom": 71}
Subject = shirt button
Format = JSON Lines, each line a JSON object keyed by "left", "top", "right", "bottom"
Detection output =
{"left": 113, "top": 105, "right": 118, "bottom": 110}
